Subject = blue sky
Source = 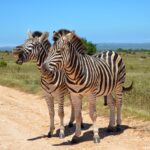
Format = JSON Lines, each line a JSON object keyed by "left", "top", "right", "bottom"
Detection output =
{"left": 0, "top": 0, "right": 150, "bottom": 46}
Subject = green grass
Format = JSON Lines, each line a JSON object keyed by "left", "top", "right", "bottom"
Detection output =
{"left": 94, "top": 52, "right": 150, "bottom": 120}
{"left": 0, "top": 52, "right": 41, "bottom": 94}
{"left": 0, "top": 51, "right": 150, "bottom": 120}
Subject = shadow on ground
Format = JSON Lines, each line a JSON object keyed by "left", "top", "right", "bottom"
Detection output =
{"left": 27, "top": 123, "right": 92, "bottom": 141}
{"left": 52, "top": 125, "right": 133, "bottom": 146}
{"left": 27, "top": 123, "right": 134, "bottom": 145}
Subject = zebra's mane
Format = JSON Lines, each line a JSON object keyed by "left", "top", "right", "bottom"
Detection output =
{"left": 67, "top": 32, "right": 87, "bottom": 55}
{"left": 53, "top": 29, "right": 71, "bottom": 42}
{"left": 32, "top": 31, "right": 43, "bottom": 38}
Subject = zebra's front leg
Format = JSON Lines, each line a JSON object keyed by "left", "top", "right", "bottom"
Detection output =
{"left": 58, "top": 94, "right": 65, "bottom": 138}
{"left": 70, "top": 94, "right": 82, "bottom": 144}
{"left": 107, "top": 94, "right": 116, "bottom": 132}
{"left": 45, "top": 95, "right": 55, "bottom": 138}
{"left": 68, "top": 93, "right": 84, "bottom": 129}
{"left": 115, "top": 88, "right": 123, "bottom": 132}
{"left": 88, "top": 94, "right": 100, "bottom": 143}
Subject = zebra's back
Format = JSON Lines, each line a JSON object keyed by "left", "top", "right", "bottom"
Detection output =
{"left": 93, "top": 51, "right": 126, "bottom": 88}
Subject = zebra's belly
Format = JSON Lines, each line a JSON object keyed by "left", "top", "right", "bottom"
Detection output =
{"left": 66, "top": 83, "right": 96, "bottom": 96}
{"left": 66, "top": 82, "right": 115, "bottom": 97}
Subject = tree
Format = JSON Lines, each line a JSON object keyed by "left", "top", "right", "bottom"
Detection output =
{"left": 81, "top": 38, "right": 97, "bottom": 55}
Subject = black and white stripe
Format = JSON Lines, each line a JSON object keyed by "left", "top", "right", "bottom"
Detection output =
{"left": 12, "top": 31, "right": 78, "bottom": 138}
{"left": 42, "top": 31, "right": 132, "bottom": 143}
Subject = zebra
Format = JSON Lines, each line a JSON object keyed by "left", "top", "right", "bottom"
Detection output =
{"left": 41, "top": 31, "right": 132, "bottom": 143}
{"left": 52, "top": 29, "right": 111, "bottom": 106}
{"left": 52, "top": 29, "right": 132, "bottom": 122}
{"left": 12, "top": 31, "right": 84, "bottom": 139}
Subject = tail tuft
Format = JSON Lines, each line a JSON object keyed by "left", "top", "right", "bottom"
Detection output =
{"left": 123, "top": 81, "right": 133, "bottom": 92}
{"left": 104, "top": 96, "right": 107, "bottom": 106}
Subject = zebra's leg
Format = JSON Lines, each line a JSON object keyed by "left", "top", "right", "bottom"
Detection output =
{"left": 70, "top": 94, "right": 82, "bottom": 144}
{"left": 45, "top": 94, "right": 55, "bottom": 138}
{"left": 58, "top": 94, "right": 65, "bottom": 138}
{"left": 68, "top": 93, "right": 84, "bottom": 129}
{"left": 88, "top": 94, "right": 100, "bottom": 143}
{"left": 68, "top": 93, "right": 75, "bottom": 127}
{"left": 107, "top": 94, "right": 116, "bottom": 132}
{"left": 115, "top": 86, "right": 123, "bottom": 132}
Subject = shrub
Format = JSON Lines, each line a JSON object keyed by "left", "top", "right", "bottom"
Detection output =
{"left": 0, "top": 60, "right": 7, "bottom": 67}
{"left": 81, "top": 38, "right": 97, "bottom": 55}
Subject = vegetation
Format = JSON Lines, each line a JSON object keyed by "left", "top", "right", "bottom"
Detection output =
{"left": 81, "top": 38, "right": 97, "bottom": 55}
{"left": 0, "top": 50, "right": 150, "bottom": 120}
{"left": 0, "top": 60, "right": 7, "bottom": 67}
{"left": 0, "top": 51, "right": 41, "bottom": 94}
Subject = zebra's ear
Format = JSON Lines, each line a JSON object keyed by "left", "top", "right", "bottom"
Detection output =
{"left": 27, "top": 31, "right": 33, "bottom": 39}
{"left": 65, "top": 32, "right": 74, "bottom": 41}
{"left": 39, "top": 32, "right": 49, "bottom": 43}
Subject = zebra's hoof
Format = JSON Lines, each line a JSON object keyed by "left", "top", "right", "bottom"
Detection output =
{"left": 47, "top": 132, "right": 52, "bottom": 138}
{"left": 71, "top": 136, "right": 80, "bottom": 144}
{"left": 116, "top": 125, "right": 122, "bottom": 132}
{"left": 59, "top": 132, "right": 65, "bottom": 139}
{"left": 93, "top": 136, "right": 100, "bottom": 143}
{"left": 107, "top": 126, "right": 115, "bottom": 132}
{"left": 81, "top": 123, "right": 84, "bottom": 129}
{"left": 68, "top": 122, "right": 74, "bottom": 128}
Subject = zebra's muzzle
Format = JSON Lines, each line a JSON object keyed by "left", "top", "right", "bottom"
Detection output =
{"left": 41, "top": 63, "right": 55, "bottom": 78}
{"left": 12, "top": 47, "right": 24, "bottom": 65}
{"left": 12, "top": 48, "right": 24, "bottom": 56}
{"left": 16, "top": 54, "right": 24, "bottom": 65}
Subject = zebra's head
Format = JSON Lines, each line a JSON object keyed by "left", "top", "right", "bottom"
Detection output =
{"left": 41, "top": 32, "right": 76, "bottom": 74}
{"left": 12, "top": 31, "right": 50, "bottom": 65}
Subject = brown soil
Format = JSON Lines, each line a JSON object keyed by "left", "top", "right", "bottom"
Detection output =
{"left": 0, "top": 85, "right": 150, "bottom": 150}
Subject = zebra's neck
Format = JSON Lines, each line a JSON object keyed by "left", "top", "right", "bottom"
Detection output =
{"left": 63, "top": 44, "right": 86, "bottom": 84}
{"left": 36, "top": 41, "right": 50, "bottom": 70}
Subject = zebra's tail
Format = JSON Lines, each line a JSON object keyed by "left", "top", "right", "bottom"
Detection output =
{"left": 104, "top": 96, "right": 107, "bottom": 106}
{"left": 123, "top": 81, "right": 133, "bottom": 92}
{"left": 104, "top": 81, "right": 133, "bottom": 106}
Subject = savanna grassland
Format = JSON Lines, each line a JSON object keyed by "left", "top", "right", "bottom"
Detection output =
{"left": 0, "top": 51, "right": 150, "bottom": 120}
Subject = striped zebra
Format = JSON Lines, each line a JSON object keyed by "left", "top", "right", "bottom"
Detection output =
{"left": 52, "top": 29, "right": 132, "bottom": 123}
{"left": 12, "top": 31, "right": 83, "bottom": 139}
{"left": 52, "top": 29, "right": 110, "bottom": 106}
{"left": 42, "top": 31, "right": 132, "bottom": 143}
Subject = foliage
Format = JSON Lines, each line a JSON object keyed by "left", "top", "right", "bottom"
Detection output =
{"left": 81, "top": 38, "right": 97, "bottom": 55}
{"left": 116, "top": 48, "right": 150, "bottom": 52}
{"left": 0, "top": 60, "right": 7, "bottom": 67}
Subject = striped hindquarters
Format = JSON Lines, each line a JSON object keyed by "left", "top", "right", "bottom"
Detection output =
{"left": 93, "top": 51, "right": 126, "bottom": 88}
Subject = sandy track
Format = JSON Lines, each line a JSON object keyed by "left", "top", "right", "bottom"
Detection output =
{"left": 0, "top": 85, "right": 150, "bottom": 150}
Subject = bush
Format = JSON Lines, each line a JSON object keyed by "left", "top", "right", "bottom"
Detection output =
{"left": 81, "top": 38, "right": 97, "bottom": 55}
{"left": 0, "top": 60, "right": 7, "bottom": 67}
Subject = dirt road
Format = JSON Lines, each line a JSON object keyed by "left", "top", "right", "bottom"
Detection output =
{"left": 0, "top": 85, "right": 150, "bottom": 150}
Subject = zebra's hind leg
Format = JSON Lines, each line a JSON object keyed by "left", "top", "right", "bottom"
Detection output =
{"left": 68, "top": 94, "right": 84, "bottom": 129}
{"left": 88, "top": 94, "right": 100, "bottom": 143}
{"left": 107, "top": 94, "right": 116, "bottom": 132}
{"left": 45, "top": 94, "right": 55, "bottom": 138}
{"left": 115, "top": 86, "right": 123, "bottom": 132}
{"left": 68, "top": 93, "right": 75, "bottom": 128}
{"left": 70, "top": 94, "right": 82, "bottom": 144}
{"left": 58, "top": 94, "right": 65, "bottom": 138}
